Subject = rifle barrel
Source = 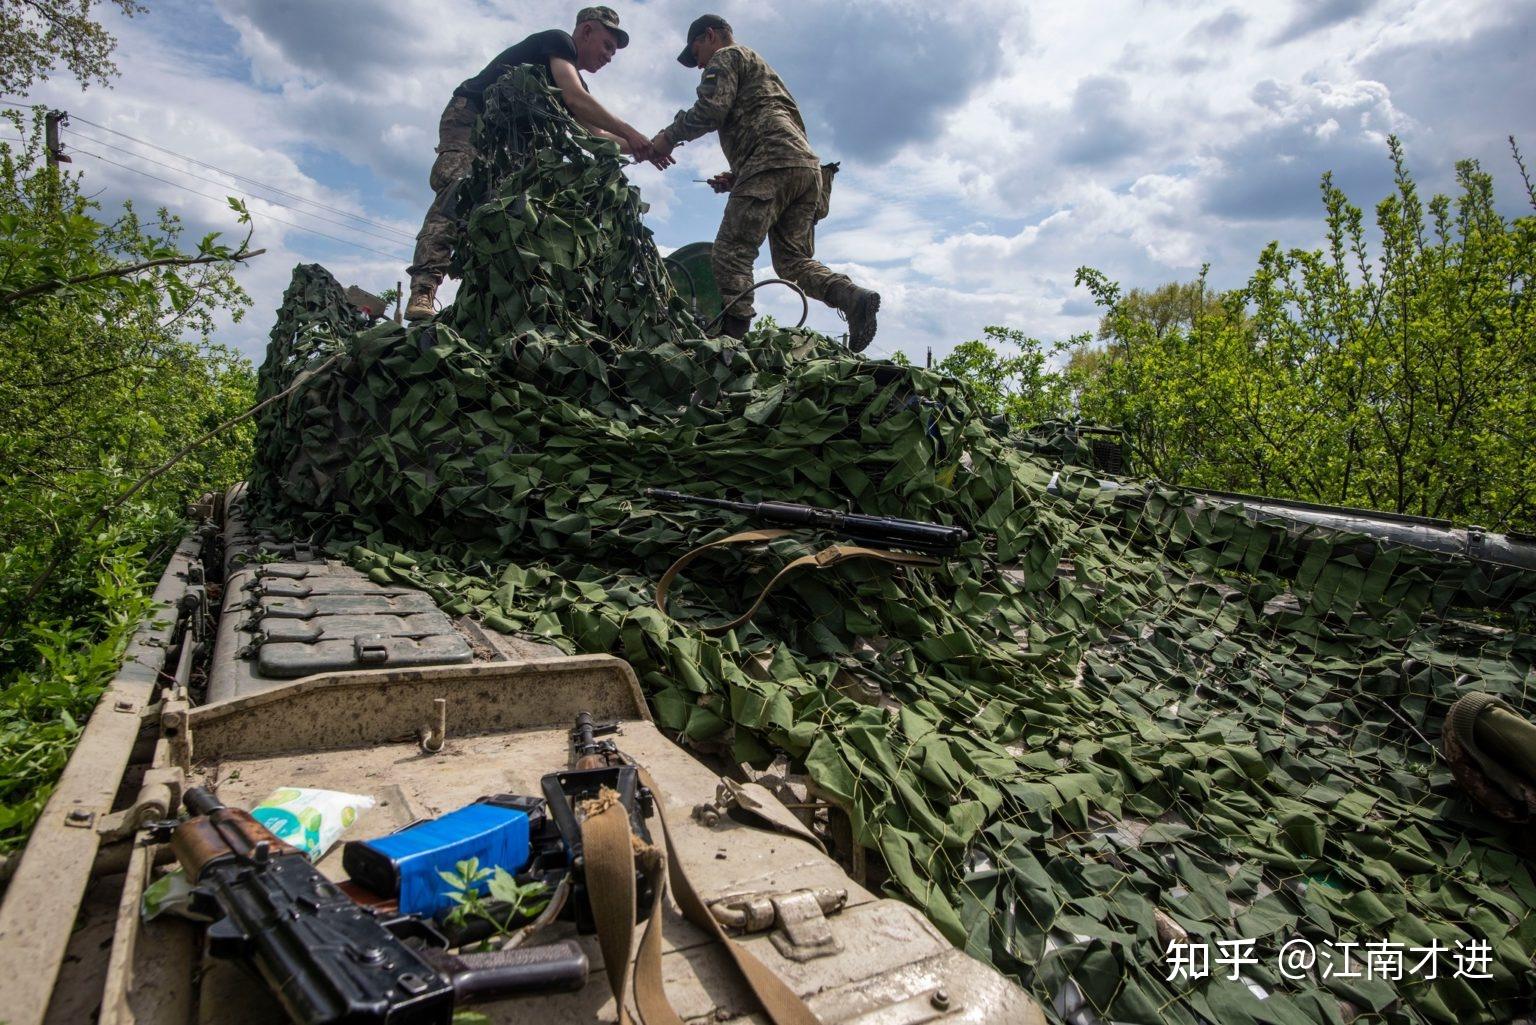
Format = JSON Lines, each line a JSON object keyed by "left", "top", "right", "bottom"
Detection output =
{"left": 644, "top": 488, "right": 754, "bottom": 514}
{"left": 644, "top": 489, "right": 968, "bottom": 555}
{"left": 572, "top": 711, "right": 607, "bottom": 770}
{"left": 184, "top": 786, "right": 222, "bottom": 817}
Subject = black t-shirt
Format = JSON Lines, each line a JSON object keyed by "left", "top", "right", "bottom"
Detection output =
{"left": 454, "top": 29, "right": 580, "bottom": 110}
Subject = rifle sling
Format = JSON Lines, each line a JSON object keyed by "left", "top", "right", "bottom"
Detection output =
{"left": 578, "top": 771, "right": 823, "bottom": 1025}
{"left": 654, "top": 529, "right": 940, "bottom": 634}
{"left": 579, "top": 790, "right": 647, "bottom": 1023}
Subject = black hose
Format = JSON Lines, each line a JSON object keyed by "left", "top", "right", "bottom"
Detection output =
{"left": 704, "top": 278, "right": 810, "bottom": 335}
{"left": 662, "top": 255, "right": 698, "bottom": 300}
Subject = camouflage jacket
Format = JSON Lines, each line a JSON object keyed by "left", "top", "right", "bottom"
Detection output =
{"left": 664, "top": 44, "right": 821, "bottom": 187}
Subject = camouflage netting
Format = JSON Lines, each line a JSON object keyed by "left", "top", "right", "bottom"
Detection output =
{"left": 247, "top": 67, "right": 1536, "bottom": 1024}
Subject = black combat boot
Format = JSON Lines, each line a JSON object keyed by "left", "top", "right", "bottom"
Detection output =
{"left": 832, "top": 284, "right": 880, "bottom": 352}
{"left": 720, "top": 313, "right": 752, "bottom": 340}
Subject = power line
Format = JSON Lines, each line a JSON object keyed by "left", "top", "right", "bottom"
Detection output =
{"left": 70, "top": 129, "right": 417, "bottom": 248}
{"left": 71, "top": 146, "right": 410, "bottom": 263}
{"left": 67, "top": 113, "right": 417, "bottom": 240}
{"left": 69, "top": 113, "right": 415, "bottom": 239}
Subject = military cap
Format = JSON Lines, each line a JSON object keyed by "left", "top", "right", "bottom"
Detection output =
{"left": 677, "top": 14, "right": 731, "bottom": 67}
{"left": 576, "top": 6, "right": 629, "bottom": 48}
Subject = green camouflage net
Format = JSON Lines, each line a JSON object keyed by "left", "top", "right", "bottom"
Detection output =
{"left": 247, "top": 67, "right": 1536, "bottom": 1025}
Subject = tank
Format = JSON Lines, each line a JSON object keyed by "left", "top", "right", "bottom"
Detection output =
{"left": 1, "top": 62, "right": 1533, "bottom": 1025}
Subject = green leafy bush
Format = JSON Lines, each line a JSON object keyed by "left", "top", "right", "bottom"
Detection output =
{"left": 1086, "top": 140, "right": 1535, "bottom": 528}
{"left": 938, "top": 140, "right": 1536, "bottom": 532}
{"left": 0, "top": 108, "right": 256, "bottom": 851}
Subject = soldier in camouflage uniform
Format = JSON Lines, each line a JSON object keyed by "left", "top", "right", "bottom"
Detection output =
{"left": 406, "top": 7, "right": 657, "bottom": 321}
{"left": 649, "top": 15, "right": 880, "bottom": 350}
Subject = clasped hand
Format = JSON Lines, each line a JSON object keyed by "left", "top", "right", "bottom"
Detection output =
{"left": 644, "top": 130, "right": 679, "bottom": 171}
{"left": 621, "top": 128, "right": 674, "bottom": 169}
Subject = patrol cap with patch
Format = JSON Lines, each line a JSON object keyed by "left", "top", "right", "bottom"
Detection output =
{"left": 677, "top": 14, "right": 731, "bottom": 67}
{"left": 576, "top": 6, "right": 629, "bottom": 48}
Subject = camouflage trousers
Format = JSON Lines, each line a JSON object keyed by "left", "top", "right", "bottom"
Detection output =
{"left": 713, "top": 165, "right": 852, "bottom": 320}
{"left": 408, "top": 95, "right": 478, "bottom": 289}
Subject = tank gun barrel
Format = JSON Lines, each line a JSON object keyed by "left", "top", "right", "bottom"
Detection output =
{"left": 1045, "top": 472, "right": 1536, "bottom": 572}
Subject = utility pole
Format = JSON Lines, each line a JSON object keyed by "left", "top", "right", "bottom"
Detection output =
{"left": 44, "top": 110, "right": 71, "bottom": 168}
{"left": 925, "top": 346, "right": 932, "bottom": 369}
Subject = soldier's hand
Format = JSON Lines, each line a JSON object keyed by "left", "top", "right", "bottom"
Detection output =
{"left": 707, "top": 171, "right": 735, "bottom": 193}
{"left": 622, "top": 128, "right": 653, "bottom": 161}
{"left": 650, "top": 131, "right": 677, "bottom": 160}
{"left": 649, "top": 151, "right": 676, "bottom": 171}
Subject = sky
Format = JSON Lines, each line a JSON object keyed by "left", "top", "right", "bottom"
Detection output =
{"left": 6, "top": 0, "right": 1534, "bottom": 365}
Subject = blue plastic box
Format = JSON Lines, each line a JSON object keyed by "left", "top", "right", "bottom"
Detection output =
{"left": 343, "top": 798, "right": 533, "bottom": 916}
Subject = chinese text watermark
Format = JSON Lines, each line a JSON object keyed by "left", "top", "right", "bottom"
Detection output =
{"left": 1164, "top": 937, "right": 1494, "bottom": 982}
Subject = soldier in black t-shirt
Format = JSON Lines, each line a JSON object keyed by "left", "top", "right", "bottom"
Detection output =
{"left": 406, "top": 7, "right": 663, "bottom": 320}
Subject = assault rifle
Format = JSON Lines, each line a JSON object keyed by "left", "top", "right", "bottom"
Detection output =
{"left": 157, "top": 787, "right": 588, "bottom": 1025}
{"left": 644, "top": 488, "right": 970, "bottom": 556}
{"left": 540, "top": 712, "right": 657, "bottom": 932}
{"left": 431, "top": 712, "right": 658, "bottom": 945}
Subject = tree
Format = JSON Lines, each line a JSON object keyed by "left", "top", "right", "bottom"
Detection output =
{"left": 926, "top": 326, "right": 1083, "bottom": 427}
{"left": 0, "top": 0, "right": 144, "bottom": 95}
{"left": 1070, "top": 137, "right": 1536, "bottom": 530}
{"left": 1234, "top": 139, "right": 1536, "bottom": 524}
{"left": 0, "top": 109, "right": 256, "bottom": 849}
{"left": 1072, "top": 268, "right": 1252, "bottom": 485}
{"left": 1095, "top": 278, "right": 1228, "bottom": 346}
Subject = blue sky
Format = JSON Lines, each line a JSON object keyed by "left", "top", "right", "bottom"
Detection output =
{"left": 9, "top": 0, "right": 1534, "bottom": 364}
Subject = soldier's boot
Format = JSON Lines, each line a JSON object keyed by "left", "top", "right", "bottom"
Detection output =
{"left": 831, "top": 283, "right": 881, "bottom": 353}
{"left": 405, "top": 281, "right": 438, "bottom": 322}
{"left": 720, "top": 313, "right": 752, "bottom": 340}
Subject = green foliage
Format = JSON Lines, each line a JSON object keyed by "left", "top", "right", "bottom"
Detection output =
{"left": 0, "top": 529, "right": 152, "bottom": 845}
{"left": 1068, "top": 139, "right": 1535, "bottom": 530}
{"left": 1094, "top": 278, "right": 1229, "bottom": 344}
{"left": 1071, "top": 266, "right": 1253, "bottom": 486}
{"left": 935, "top": 141, "right": 1535, "bottom": 531}
{"left": 0, "top": 108, "right": 255, "bottom": 851}
{"left": 0, "top": 0, "right": 145, "bottom": 95}
{"left": 439, "top": 858, "right": 550, "bottom": 940}
{"left": 930, "top": 326, "right": 1083, "bottom": 428}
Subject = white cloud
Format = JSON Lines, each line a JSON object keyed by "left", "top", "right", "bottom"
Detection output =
{"left": 908, "top": 211, "right": 1071, "bottom": 288}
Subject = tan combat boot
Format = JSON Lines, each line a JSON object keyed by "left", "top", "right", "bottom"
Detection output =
{"left": 832, "top": 283, "right": 880, "bottom": 353}
{"left": 405, "top": 282, "right": 438, "bottom": 322}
